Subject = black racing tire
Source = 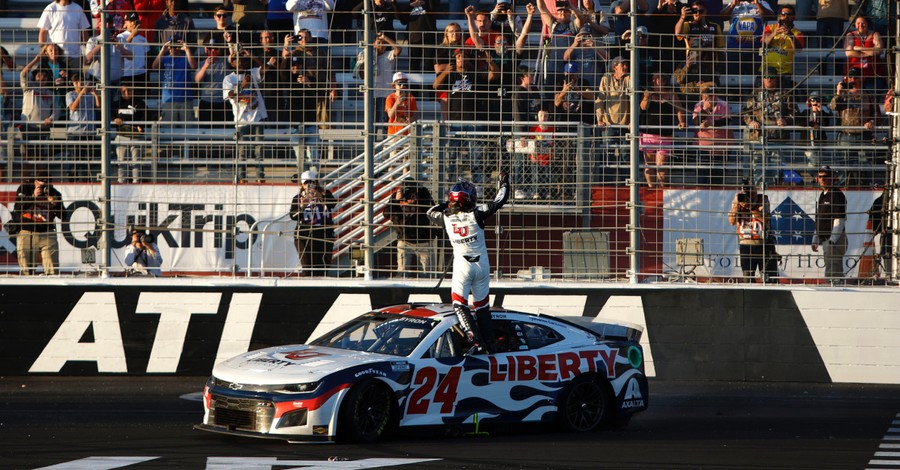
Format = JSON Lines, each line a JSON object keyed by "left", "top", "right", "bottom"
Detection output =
{"left": 557, "top": 375, "right": 609, "bottom": 433}
{"left": 338, "top": 379, "right": 393, "bottom": 443}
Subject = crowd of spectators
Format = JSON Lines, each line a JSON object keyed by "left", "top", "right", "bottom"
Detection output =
{"left": 0, "top": 0, "right": 894, "bottom": 189}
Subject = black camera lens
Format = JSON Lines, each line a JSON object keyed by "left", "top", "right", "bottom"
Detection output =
{"left": 141, "top": 234, "right": 154, "bottom": 244}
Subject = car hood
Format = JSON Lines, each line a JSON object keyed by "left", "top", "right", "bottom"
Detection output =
{"left": 212, "top": 345, "right": 396, "bottom": 385}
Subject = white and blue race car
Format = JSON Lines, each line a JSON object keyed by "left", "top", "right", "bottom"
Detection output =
{"left": 196, "top": 303, "right": 649, "bottom": 442}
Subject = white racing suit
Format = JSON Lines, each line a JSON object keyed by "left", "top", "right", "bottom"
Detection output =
{"left": 427, "top": 177, "right": 510, "bottom": 351}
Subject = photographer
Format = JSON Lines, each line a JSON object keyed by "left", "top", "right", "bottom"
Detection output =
{"left": 289, "top": 171, "right": 336, "bottom": 275}
{"left": 384, "top": 182, "right": 437, "bottom": 277}
{"left": 759, "top": 6, "right": 803, "bottom": 81}
{"left": 12, "top": 170, "right": 65, "bottom": 275}
{"left": 831, "top": 68, "right": 881, "bottom": 146}
{"left": 124, "top": 229, "right": 163, "bottom": 277}
{"left": 728, "top": 180, "right": 777, "bottom": 282}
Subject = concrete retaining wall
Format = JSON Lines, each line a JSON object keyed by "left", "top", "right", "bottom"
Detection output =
{"left": 1, "top": 280, "right": 897, "bottom": 384}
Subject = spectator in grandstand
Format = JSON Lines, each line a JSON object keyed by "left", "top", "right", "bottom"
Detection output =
{"left": 35, "top": 44, "right": 68, "bottom": 117}
{"left": 403, "top": 0, "right": 438, "bottom": 74}
{"left": 353, "top": 0, "right": 403, "bottom": 38}
{"left": 491, "top": 0, "right": 525, "bottom": 37}
{"left": 434, "top": 22, "right": 465, "bottom": 73}
{"left": 432, "top": 48, "right": 498, "bottom": 181}
{"left": 831, "top": 68, "right": 881, "bottom": 145}
{"left": 224, "top": 50, "right": 269, "bottom": 182}
{"left": 844, "top": 16, "right": 886, "bottom": 94}
{"left": 290, "top": 170, "right": 336, "bottom": 275}
{"left": 37, "top": 0, "right": 91, "bottom": 66}
{"left": 527, "top": 109, "right": 556, "bottom": 199}
{"left": 132, "top": 0, "right": 166, "bottom": 43}
{"left": 371, "top": 33, "right": 403, "bottom": 125}
{"left": 432, "top": 23, "right": 465, "bottom": 120}
{"left": 151, "top": 35, "right": 197, "bottom": 127}
{"left": 554, "top": 61, "right": 595, "bottom": 129}
{"left": 514, "top": 2, "right": 537, "bottom": 54}
{"left": 595, "top": 56, "right": 628, "bottom": 136}
{"left": 812, "top": 165, "right": 847, "bottom": 281}
{"left": 563, "top": 26, "right": 608, "bottom": 87}
{"left": 511, "top": 65, "right": 547, "bottom": 134}
{"left": 112, "top": 84, "right": 148, "bottom": 183}
{"left": 84, "top": 15, "right": 130, "bottom": 85}
{"left": 646, "top": 0, "right": 682, "bottom": 76}
{"left": 13, "top": 169, "right": 65, "bottom": 275}
{"left": 194, "top": 34, "right": 232, "bottom": 124}
{"left": 639, "top": 72, "right": 686, "bottom": 188}
{"left": 464, "top": 6, "right": 501, "bottom": 51}
{"left": 728, "top": 179, "right": 777, "bottom": 282}
{"left": 535, "top": 0, "right": 579, "bottom": 86}
{"left": 721, "top": 0, "right": 773, "bottom": 75}
{"left": 225, "top": 0, "right": 269, "bottom": 32}
{"left": 256, "top": 30, "right": 283, "bottom": 120}
{"left": 285, "top": 0, "right": 332, "bottom": 42}
{"left": 815, "top": 0, "right": 848, "bottom": 50}
{"left": 607, "top": 0, "right": 648, "bottom": 59}
{"left": 119, "top": 13, "right": 150, "bottom": 100}
{"left": 211, "top": 7, "right": 241, "bottom": 49}
{"left": 386, "top": 72, "right": 418, "bottom": 135}
{"left": 484, "top": 34, "right": 519, "bottom": 125}
{"left": 124, "top": 228, "right": 163, "bottom": 276}
{"left": 89, "top": 0, "right": 127, "bottom": 34}
{"left": 886, "top": 86, "right": 895, "bottom": 114}
{"left": 760, "top": 5, "right": 804, "bottom": 81}
{"left": 674, "top": 0, "right": 724, "bottom": 95}
{"left": 282, "top": 49, "right": 324, "bottom": 169}
{"left": 19, "top": 56, "right": 59, "bottom": 158}
{"left": 385, "top": 183, "right": 437, "bottom": 277}
{"left": 155, "top": 0, "right": 196, "bottom": 47}
{"left": 742, "top": 68, "right": 798, "bottom": 142}
{"left": 799, "top": 92, "right": 833, "bottom": 145}
{"left": 66, "top": 72, "right": 100, "bottom": 139}
{"left": 691, "top": 82, "right": 732, "bottom": 185}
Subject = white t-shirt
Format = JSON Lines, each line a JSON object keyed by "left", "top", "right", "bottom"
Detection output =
{"left": 117, "top": 31, "right": 149, "bottom": 77}
{"left": 37, "top": 1, "right": 91, "bottom": 59}
{"left": 223, "top": 67, "right": 268, "bottom": 126}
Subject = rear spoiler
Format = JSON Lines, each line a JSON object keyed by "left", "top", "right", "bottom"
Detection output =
{"left": 556, "top": 316, "right": 644, "bottom": 342}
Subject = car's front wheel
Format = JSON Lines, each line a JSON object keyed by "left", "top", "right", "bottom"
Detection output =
{"left": 557, "top": 375, "right": 609, "bottom": 432}
{"left": 339, "top": 379, "right": 393, "bottom": 443}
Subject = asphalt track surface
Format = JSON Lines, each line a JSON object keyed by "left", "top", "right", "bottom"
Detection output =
{"left": 2, "top": 377, "right": 899, "bottom": 470}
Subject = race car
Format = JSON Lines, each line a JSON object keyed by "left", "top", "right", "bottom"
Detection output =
{"left": 196, "top": 303, "right": 649, "bottom": 443}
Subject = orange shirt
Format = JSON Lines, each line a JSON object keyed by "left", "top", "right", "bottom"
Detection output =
{"left": 385, "top": 93, "right": 418, "bottom": 135}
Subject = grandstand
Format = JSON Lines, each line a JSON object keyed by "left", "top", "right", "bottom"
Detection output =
{"left": 0, "top": 1, "right": 896, "bottom": 284}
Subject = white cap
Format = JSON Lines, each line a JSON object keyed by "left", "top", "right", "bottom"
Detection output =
{"left": 300, "top": 170, "right": 317, "bottom": 183}
{"left": 392, "top": 71, "right": 408, "bottom": 83}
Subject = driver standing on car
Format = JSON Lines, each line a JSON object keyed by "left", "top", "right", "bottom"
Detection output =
{"left": 426, "top": 171, "right": 511, "bottom": 354}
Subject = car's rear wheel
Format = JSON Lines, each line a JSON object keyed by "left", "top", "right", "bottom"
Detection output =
{"left": 557, "top": 375, "right": 609, "bottom": 432}
{"left": 339, "top": 379, "right": 393, "bottom": 443}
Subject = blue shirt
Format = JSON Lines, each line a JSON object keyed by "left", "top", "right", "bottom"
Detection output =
{"left": 160, "top": 55, "right": 194, "bottom": 103}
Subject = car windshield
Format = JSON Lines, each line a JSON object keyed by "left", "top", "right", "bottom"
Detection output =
{"left": 310, "top": 313, "right": 439, "bottom": 357}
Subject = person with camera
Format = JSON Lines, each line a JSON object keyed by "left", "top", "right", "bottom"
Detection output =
{"left": 553, "top": 61, "right": 594, "bottom": 129}
{"left": 674, "top": 0, "right": 724, "bottom": 93}
{"left": 195, "top": 33, "right": 232, "bottom": 125}
{"left": 281, "top": 39, "right": 326, "bottom": 168}
{"left": 812, "top": 166, "right": 847, "bottom": 281}
{"left": 799, "top": 92, "right": 833, "bottom": 145}
{"left": 385, "top": 72, "right": 418, "bottom": 136}
{"left": 759, "top": 5, "right": 804, "bottom": 82}
{"left": 563, "top": 26, "right": 607, "bottom": 87}
{"left": 12, "top": 170, "right": 65, "bottom": 275}
{"left": 831, "top": 68, "right": 881, "bottom": 146}
{"left": 728, "top": 179, "right": 777, "bottom": 283}
{"left": 124, "top": 229, "right": 163, "bottom": 276}
{"left": 112, "top": 84, "right": 149, "bottom": 183}
{"left": 289, "top": 171, "right": 336, "bottom": 275}
{"left": 385, "top": 182, "right": 437, "bottom": 277}
{"left": 151, "top": 32, "right": 196, "bottom": 127}
{"left": 224, "top": 49, "right": 269, "bottom": 182}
